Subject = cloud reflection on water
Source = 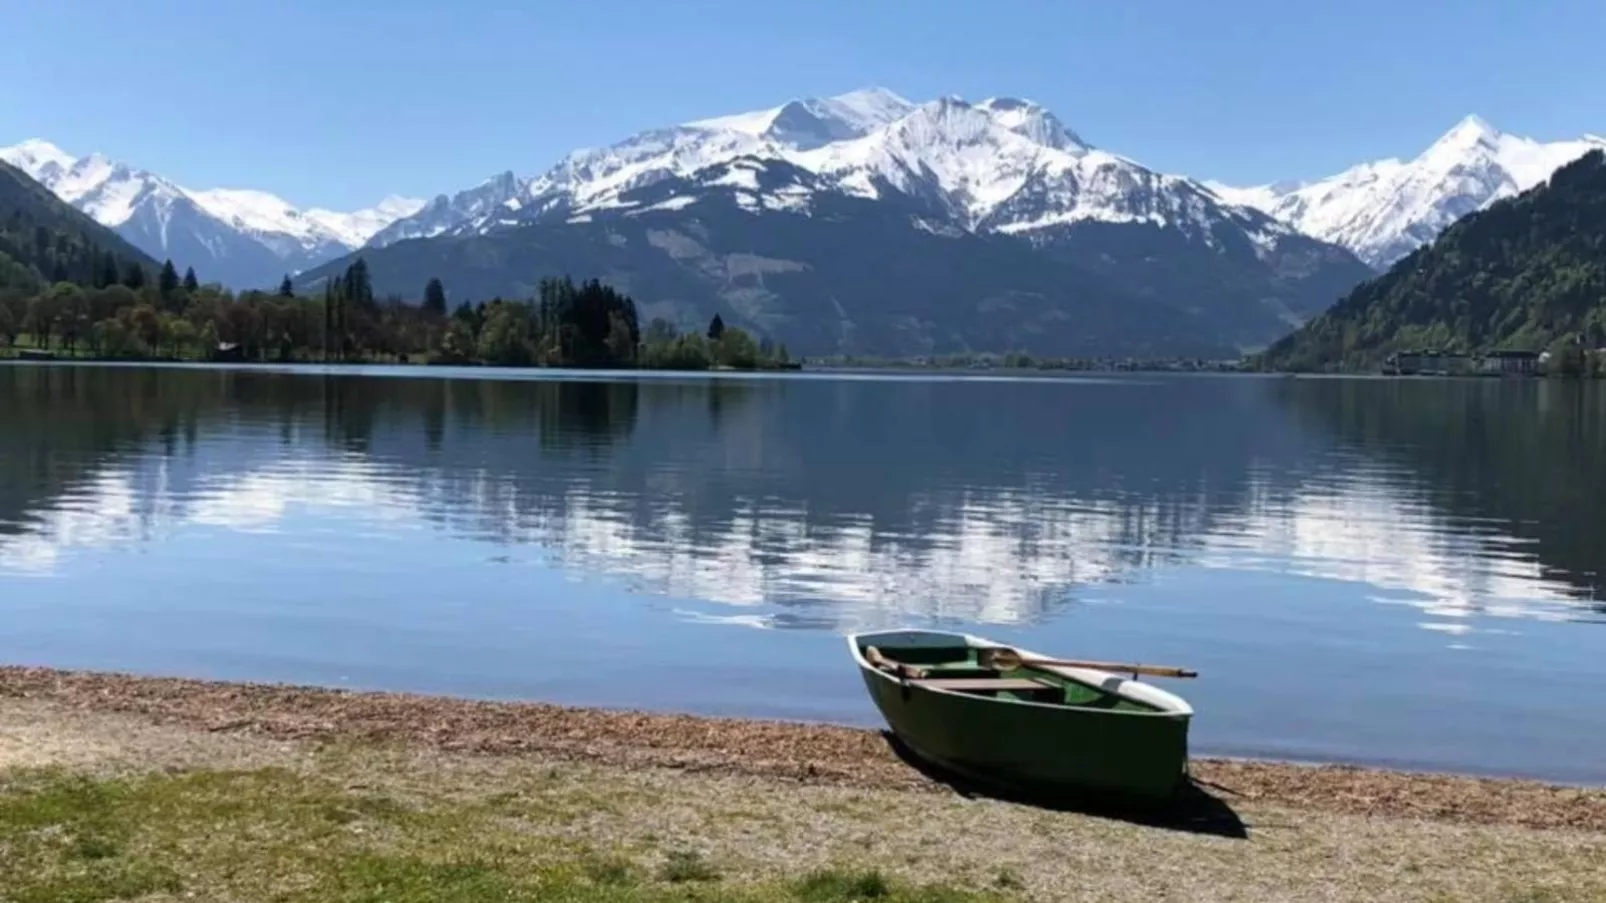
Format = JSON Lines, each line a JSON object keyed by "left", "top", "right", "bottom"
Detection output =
{"left": 1, "top": 442, "right": 1591, "bottom": 636}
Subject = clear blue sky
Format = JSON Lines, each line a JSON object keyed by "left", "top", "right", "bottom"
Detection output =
{"left": 3, "top": 0, "right": 1600, "bottom": 210}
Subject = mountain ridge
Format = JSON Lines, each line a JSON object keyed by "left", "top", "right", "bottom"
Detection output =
{"left": 34, "top": 90, "right": 1596, "bottom": 359}
{"left": 311, "top": 87, "right": 1373, "bottom": 356}
{"left": 1208, "top": 116, "right": 1606, "bottom": 269}
{"left": 368, "top": 87, "right": 1302, "bottom": 252}
{"left": 297, "top": 87, "right": 1379, "bottom": 357}
{"left": 0, "top": 139, "right": 424, "bottom": 289}
{"left": 307, "top": 156, "right": 1249, "bottom": 359}
{"left": 12, "top": 99, "right": 1603, "bottom": 296}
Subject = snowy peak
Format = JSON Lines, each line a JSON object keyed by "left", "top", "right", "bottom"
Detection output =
{"left": 818, "top": 87, "right": 918, "bottom": 130}
{"left": 1, "top": 138, "right": 76, "bottom": 180}
{"left": 366, "top": 170, "right": 529, "bottom": 247}
{"left": 4, "top": 147, "right": 190, "bottom": 227}
{"left": 1212, "top": 116, "right": 1606, "bottom": 268}
{"left": 791, "top": 95, "right": 1062, "bottom": 224}
{"left": 0, "top": 137, "right": 426, "bottom": 286}
{"left": 370, "top": 86, "right": 1292, "bottom": 256}
{"left": 905, "top": 96, "right": 1011, "bottom": 141}
{"left": 1, "top": 138, "right": 422, "bottom": 248}
{"left": 302, "top": 195, "right": 428, "bottom": 249}
{"left": 977, "top": 97, "right": 1087, "bottom": 151}
{"left": 762, "top": 99, "right": 873, "bottom": 150}
{"left": 190, "top": 188, "right": 319, "bottom": 242}
{"left": 78, "top": 168, "right": 188, "bottom": 227}
{"left": 1431, "top": 113, "right": 1502, "bottom": 153}
{"left": 1414, "top": 116, "right": 1606, "bottom": 190}
{"left": 687, "top": 86, "right": 916, "bottom": 149}
{"left": 795, "top": 93, "right": 1232, "bottom": 238}
{"left": 172, "top": 184, "right": 421, "bottom": 253}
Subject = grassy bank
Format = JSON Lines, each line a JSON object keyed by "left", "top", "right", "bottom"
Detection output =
{"left": 2, "top": 669, "right": 1604, "bottom": 902}
{"left": 0, "top": 746, "right": 996, "bottom": 902}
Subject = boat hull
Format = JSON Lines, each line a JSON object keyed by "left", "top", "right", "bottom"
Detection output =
{"left": 853, "top": 631, "right": 1191, "bottom": 805}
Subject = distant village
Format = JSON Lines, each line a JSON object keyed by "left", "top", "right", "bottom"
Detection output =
{"left": 1384, "top": 349, "right": 1545, "bottom": 376}
{"left": 1381, "top": 345, "right": 1605, "bottom": 377}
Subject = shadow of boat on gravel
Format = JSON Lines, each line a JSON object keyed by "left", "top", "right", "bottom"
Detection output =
{"left": 881, "top": 731, "right": 1248, "bottom": 839}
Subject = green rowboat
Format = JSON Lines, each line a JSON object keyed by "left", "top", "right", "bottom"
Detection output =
{"left": 849, "top": 629, "right": 1194, "bottom": 804}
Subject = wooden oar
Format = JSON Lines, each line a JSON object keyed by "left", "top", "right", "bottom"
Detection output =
{"left": 863, "top": 646, "right": 928, "bottom": 679}
{"left": 983, "top": 647, "right": 1197, "bottom": 679}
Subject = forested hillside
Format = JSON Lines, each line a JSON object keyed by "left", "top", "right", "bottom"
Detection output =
{"left": 0, "top": 160, "right": 157, "bottom": 293}
{"left": 1259, "top": 150, "right": 1606, "bottom": 371}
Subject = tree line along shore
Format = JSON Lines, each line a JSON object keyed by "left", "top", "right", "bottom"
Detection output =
{"left": 0, "top": 257, "right": 795, "bottom": 371}
{"left": 5, "top": 251, "right": 1606, "bottom": 378}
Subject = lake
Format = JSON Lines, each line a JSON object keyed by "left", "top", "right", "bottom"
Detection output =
{"left": 1, "top": 363, "right": 1602, "bottom": 783}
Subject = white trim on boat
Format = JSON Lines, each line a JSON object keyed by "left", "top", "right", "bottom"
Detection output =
{"left": 847, "top": 629, "right": 1194, "bottom": 717}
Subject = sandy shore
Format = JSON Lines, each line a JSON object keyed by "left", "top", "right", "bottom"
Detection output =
{"left": 2, "top": 665, "right": 1604, "bottom": 902}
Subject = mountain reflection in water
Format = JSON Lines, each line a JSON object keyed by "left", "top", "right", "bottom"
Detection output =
{"left": 0, "top": 364, "right": 1602, "bottom": 781}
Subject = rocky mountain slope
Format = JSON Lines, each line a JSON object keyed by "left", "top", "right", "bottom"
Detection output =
{"left": 317, "top": 158, "right": 1251, "bottom": 358}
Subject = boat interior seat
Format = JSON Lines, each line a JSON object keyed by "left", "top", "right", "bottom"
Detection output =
{"left": 918, "top": 666, "right": 997, "bottom": 679}
{"left": 911, "top": 677, "right": 1057, "bottom": 694}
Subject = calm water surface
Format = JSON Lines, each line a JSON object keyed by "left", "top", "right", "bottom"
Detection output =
{"left": 2, "top": 363, "right": 1603, "bottom": 782}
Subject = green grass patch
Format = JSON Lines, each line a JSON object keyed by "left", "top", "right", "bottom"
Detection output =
{"left": 0, "top": 765, "right": 1011, "bottom": 903}
{"left": 658, "top": 848, "right": 722, "bottom": 883}
{"left": 795, "top": 869, "right": 892, "bottom": 901}
{"left": 793, "top": 868, "right": 1008, "bottom": 903}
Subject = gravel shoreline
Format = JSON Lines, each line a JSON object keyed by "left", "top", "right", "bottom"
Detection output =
{"left": 2, "top": 664, "right": 1602, "bottom": 833}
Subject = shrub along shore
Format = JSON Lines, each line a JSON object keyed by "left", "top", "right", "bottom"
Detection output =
{"left": 1, "top": 665, "right": 1603, "bottom": 902}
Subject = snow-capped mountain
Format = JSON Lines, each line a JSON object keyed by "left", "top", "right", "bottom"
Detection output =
{"left": 365, "top": 171, "right": 525, "bottom": 247}
{"left": 0, "top": 139, "right": 423, "bottom": 288}
{"left": 366, "top": 88, "right": 916, "bottom": 246}
{"left": 686, "top": 85, "right": 918, "bottom": 149}
{"left": 1207, "top": 116, "right": 1606, "bottom": 269}
{"left": 186, "top": 188, "right": 425, "bottom": 253}
{"left": 371, "top": 87, "right": 1304, "bottom": 259}
{"left": 307, "top": 87, "right": 1373, "bottom": 356}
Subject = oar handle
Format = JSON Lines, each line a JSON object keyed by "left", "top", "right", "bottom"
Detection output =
{"left": 986, "top": 648, "right": 1197, "bottom": 679}
{"left": 863, "top": 646, "right": 927, "bottom": 679}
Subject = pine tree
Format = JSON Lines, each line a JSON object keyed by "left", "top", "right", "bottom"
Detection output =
{"left": 182, "top": 266, "right": 199, "bottom": 292}
{"left": 342, "top": 258, "right": 373, "bottom": 309}
{"left": 98, "top": 252, "right": 120, "bottom": 289}
{"left": 323, "top": 280, "right": 339, "bottom": 362}
{"left": 278, "top": 274, "right": 294, "bottom": 298}
{"left": 423, "top": 277, "right": 447, "bottom": 316}
{"left": 122, "top": 262, "right": 146, "bottom": 290}
{"left": 158, "top": 259, "right": 180, "bottom": 297}
{"left": 707, "top": 313, "right": 725, "bottom": 340}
